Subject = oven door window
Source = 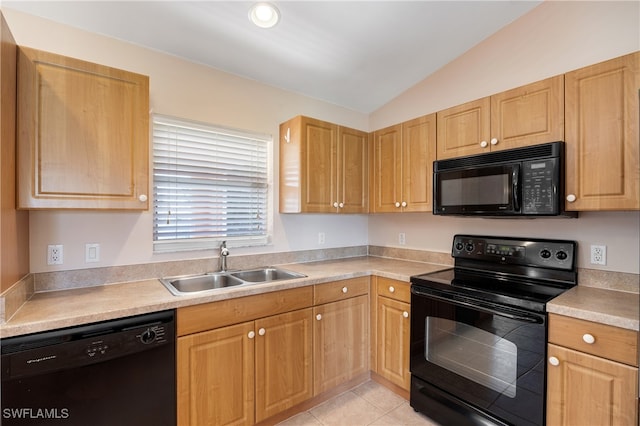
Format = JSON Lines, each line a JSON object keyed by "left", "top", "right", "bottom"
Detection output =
{"left": 425, "top": 317, "right": 517, "bottom": 398}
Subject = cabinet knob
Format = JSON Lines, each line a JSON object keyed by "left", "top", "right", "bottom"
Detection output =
{"left": 480, "top": 140, "right": 488, "bottom": 148}
{"left": 582, "top": 333, "right": 596, "bottom": 344}
{"left": 342, "top": 286, "right": 348, "bottom": 294}
{"left": 138, "top": 194, "right": 148, "bottom": 202}
{"left": 548, "top": 356, "right": 560, "bottom": 366}
{"left": 395, "top": 202, "right": 401, "bottom": 208}
{"left": 401, "top": 201, "right": 407, "bottom": 207}
{"left": 333, "top": 202, "right": 339, "bottom": 208}
{"left": 490, "top": 138, "right": 498, "bottom": 146}
{"left": 388, "top": 286, "right": 395, "bottom": 293}
{"left": 316, "top": 314, "right": 322, "bottom": 321}
{"left": 248, "top": 331, "right": 256, "bottom": 339}
{"left": 258, "top": 328, "right": 266, "bottom": 336}
{"left": 402, "top": 311, "right": 409, "bottom": 318}
{"left": 566, "top": 194, "right": 577, "bottom": 203}
{"left": 339, "top": 202, "right": 344, "bottom": 208}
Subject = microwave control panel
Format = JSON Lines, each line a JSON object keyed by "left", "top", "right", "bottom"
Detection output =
{"left": 521, "top": 158, "right": 559, "bottom": 214}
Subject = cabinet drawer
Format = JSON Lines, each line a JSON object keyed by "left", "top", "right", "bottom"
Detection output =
{"left": 314, "top": 277, "right": 369, "bottom": 305}
{"left": 548, "top": 314, "right": 639, "bottom": 366}
{"left": 376, "top": 277, "right": 410, "bottom": 303}
{"left": 177, "top": 286, "right": 313, "bottom": 336}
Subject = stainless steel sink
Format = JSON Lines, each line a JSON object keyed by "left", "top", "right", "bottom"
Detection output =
{"left": 230, "top": 267, "right": 306, "bottom": 283}
{"left": 160, "top": 267, "right": 306, "bottom": 296}
{"left": 160, "top": 273, "right": 244, "bottom": 296}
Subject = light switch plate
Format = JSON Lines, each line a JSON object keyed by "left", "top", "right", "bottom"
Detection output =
{"left": 85, "top": 243, "right": 100, "bottom": 263}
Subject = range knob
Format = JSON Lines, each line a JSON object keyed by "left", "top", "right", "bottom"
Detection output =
{"left": 556, "top": 251, "right": 568, "bottom": 260}
{"left": 540, "top": 249, "right": 552, "bottom": 259}
{"left": 140, "top": 328, "right": 156, "bottom": 344}
{"left": 465, "top": 243, "right": 475, "bottom": 252}
{"left": 455, "top": 242, "right": 464, "bottom": 251}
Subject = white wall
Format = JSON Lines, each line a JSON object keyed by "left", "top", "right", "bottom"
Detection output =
{"left": 4, "top": 2, "right": 640, "bottom": 275}
{"left": 368, "top": 1, "right": 640, "bottom": 275}
{"left": 3, "top": 8, "right": 370, "bottom": 273}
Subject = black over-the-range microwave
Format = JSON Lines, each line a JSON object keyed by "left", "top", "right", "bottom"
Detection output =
{"left": 433, "top": 141, "right": 577, "bottom": 217}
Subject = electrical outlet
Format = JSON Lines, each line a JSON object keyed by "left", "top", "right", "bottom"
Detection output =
{"left": 318, "top": 232, "right": 325, "bottom": 245}
{"left": 590, "top": 245, "right": 607, "bottom": 265}
{"left": 47, "top": 245, "right": 63, "bottom": 265}
{"left": 398, "top": 233, "right": 406, "bottom": 245}
{"left": 85, "top": 243, "right": 101, "bottom": 263}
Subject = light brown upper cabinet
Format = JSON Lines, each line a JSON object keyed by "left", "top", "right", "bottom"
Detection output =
{"left": 436, "top": 75, "right": 564, "bottom": 160}
{"left": 279, "top": 116, "right": 368, "bottom": 213}
{"left": 17, "top": 47, "right": 149, "bottom": 210}
{"left": 370, "top": 114, "right": 436, "bottom": 213}
{"left": 564, "top": 51, "right": 640, "bottom": 211}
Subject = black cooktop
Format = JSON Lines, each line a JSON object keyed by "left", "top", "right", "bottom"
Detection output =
{"left": 410, "top": 235, "right": 578, "bottom": 313}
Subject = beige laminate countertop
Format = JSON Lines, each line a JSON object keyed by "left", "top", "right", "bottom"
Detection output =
{"left": 0, "top": 257, "right": 447, "bottom": 338}
{"left": 547, "top": 285, "right": 639, "bottom": 331}
{"left": 2, "top": 256, "right": 638, "bottom": 338}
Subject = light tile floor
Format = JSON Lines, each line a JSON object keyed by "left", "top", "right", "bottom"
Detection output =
{"left": 276, "top": 380, "right": 441, "bottom": 426}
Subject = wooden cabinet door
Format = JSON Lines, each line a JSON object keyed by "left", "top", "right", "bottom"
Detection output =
{"left": 255, "top": 308, "right": 313, "bottom": 422}
{"left": 17, "top": 47, "right": 149, "bottom": 210}
{"left": 564, "top": 52, "right": 640, "bottom": 210}
{"left": 300, "top": 117, "right": 338, "bottom": 213}
{"left": 547, "top": 344, "right": 638, "bottom": 426}
{"left": 338, "top": 126, "right": 369, "bottom": 213}
{"left": 371, "top": 124, "right": 402, "bottom": 212}
{"left": 401, "top": 114, "right": 436, "bottom": 212}
{"left": 313, "top": 295, "right": 369, "bottom": 395}
{"left": 376, "top": 297, "right": 411, "bottom": 390}
{"left": 177, "top": 322, "right": 255, "bottom": 426}
{"left": 491, "top": 75, "right": 564, "bottom": 151}
{"left": 436, "top": 97, "right": 491, "bottom": 160}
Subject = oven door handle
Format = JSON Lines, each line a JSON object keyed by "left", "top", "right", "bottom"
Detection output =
{"left": 411, "top": 287, "right": 544, "bottom": 324}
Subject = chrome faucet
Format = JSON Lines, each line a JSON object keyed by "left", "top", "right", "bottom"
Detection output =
{"left": 219, "top": 241, "right": 229, "bottom": 272}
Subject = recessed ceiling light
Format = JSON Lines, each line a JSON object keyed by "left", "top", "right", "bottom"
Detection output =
{"left": 249, "top": 2, "right": 280, "bottom": 28}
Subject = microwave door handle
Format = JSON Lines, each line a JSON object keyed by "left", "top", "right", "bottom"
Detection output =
{"left": 512, "top": 167, "right": 520, "bottom": 211}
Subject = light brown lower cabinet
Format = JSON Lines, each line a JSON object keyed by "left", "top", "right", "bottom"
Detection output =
{"left": 313, "top": 295, "right": 369, "bottom": 395}
{"left": 177, "top": 308, "right": 313, "bottom": 426}
{"left": 372, "top": 277, "right": 411, "bottom": 391}
{"left": 547, "top": 344, "right": 638, "bottom": 426}
{"left": 547, "top": 314, "right": 639, "bottom": 426}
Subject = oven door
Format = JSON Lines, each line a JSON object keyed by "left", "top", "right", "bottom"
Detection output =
{"left": 410, "top": 285, "right": 546, "bottom": 426}
{"left": 433, "top": 164, "right": 520, "bottom": 215}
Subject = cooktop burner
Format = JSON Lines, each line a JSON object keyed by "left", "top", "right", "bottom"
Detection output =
{"left": 411, "top": 235, "right": 578, "bottom": 313}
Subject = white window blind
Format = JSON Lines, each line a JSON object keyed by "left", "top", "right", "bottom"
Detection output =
{"left": 153, "top": 115, "right": 269, "bottom": 252}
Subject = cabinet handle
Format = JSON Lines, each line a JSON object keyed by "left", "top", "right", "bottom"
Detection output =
{"left": 401, "top": 201, "right": 407, "bottom": 207}
{"left": 388, "top": 286, "right": 395, "bottom": 293}
{"left": 490, "top": 138, "right": 498, "bottom": 146}
{"left": 402, "top": 311, "right": 409, "bottom": 318}
{"left": 333, "top": 202, "right": 339, "bottom": 208}
{"left": 480, "top": 140, "right": 488, "bottom": 148}
{"left": 548, "top": 356, "right": 560, "bottom": 366}
{"left": 138, "top": 194, "right": 148, "bottom": 202}
{"left": 582, "top": 333, "right": 596, "bottom": 344}
{"left": 339, "top": 202, "right": 344, "bottom": 208}
{"left": 258, "top": 328, "right": 266, "bottom": 336}
{"left": 248, "top": 331, "right": 256, "bottom": 339}
{"left": 395, "top": 202, "right": 401, "bottom": 208}
{"left": 566, "top": 194, "right": 577, "bottom": 203}
{"left": 316, "top": 314, "right": 322, "bottom": 321}
{"left": 342, "top": 286, "right": 348, "bottom": 294}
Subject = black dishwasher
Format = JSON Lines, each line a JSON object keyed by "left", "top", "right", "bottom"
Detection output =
{"left": 1, "top": 310, "right": 175, "bottom": 425}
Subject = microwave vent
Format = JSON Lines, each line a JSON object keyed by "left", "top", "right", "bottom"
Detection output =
{"left": 435, "top": 141, "right": 563, "bottom": 171}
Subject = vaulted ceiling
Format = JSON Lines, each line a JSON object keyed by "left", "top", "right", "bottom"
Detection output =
{"left": 4, "top": 1, "right": 541, "bottom": 113}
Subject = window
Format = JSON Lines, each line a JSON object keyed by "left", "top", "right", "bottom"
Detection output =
{"left": 153, "top": 115, "right": 269, "bottom": 252}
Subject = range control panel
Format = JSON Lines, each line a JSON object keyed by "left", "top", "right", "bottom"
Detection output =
{"left": 452, "top": 235, "right": 576, "bottom": 270}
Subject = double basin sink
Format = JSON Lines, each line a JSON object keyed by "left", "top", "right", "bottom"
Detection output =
{"left": 160, "top": 267, "right": 307, "bottom": 296}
